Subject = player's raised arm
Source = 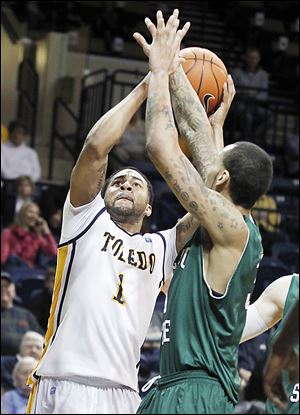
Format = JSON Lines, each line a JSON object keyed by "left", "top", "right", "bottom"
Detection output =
{"left": 134, "top": 14, "right": 235, "bottom": 181}
{"left": 143, "top": 11, "right": 245, "bottom": 247}
{"left": 70, "top": 73, "right": 149, "bottom": 207}
{"left": 240, "top": 275, "right": 293, "bottom": 343}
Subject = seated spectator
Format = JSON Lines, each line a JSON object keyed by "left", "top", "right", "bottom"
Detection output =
{"left": 27, "top": 266, "right": 55, "bottom": 331}
{"left": 1, "top": 331, "right": 44, "bottom": 391}
{"left": 1, "top": 356, "right": 38, "bottom": 414}
{"left": 1, "top": 120, "right": 41, "bottom": 182}
{"left": 39, "top": 183, "right": 68, "bottom": 242}
{"left": 252, "top": 194, "right": 282, "bottom": 256}
{"left": 231, "top": 47, "right": 271, "bottom": 142}
{"left": 1, "top": 271, "right": 43, "bottom": 356}
{"left": 2, "top": 175, "right": 37, "bottom": 228}
{"left": 1, "top": 202, "right": 57, "bottom": 269}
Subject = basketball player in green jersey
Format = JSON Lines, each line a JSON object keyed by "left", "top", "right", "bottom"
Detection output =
{"left": 240, "top": 274, "right": 299, "bottom": 414}
{"left": 133, "top": 9, "right": 273, "bottom": 414}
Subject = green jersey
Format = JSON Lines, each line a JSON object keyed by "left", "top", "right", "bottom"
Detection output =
{"left": 159, "top": 215, "right": 263, "bottom": 404}
{"left": 266, "top": 274, "right": 299, "bottom": 414}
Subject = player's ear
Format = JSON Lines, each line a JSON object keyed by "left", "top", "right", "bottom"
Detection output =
{"left": 145, "top": 204, "right": 152, "bottom": 217}
{"left": 215, "top": 169, "right": 230, "bottom": 189}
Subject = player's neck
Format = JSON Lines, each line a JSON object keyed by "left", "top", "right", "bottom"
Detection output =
{"left": 113, "top": 218, "right": 142, "bottom": 234}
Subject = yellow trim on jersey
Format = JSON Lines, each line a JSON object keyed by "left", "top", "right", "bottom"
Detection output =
{"left": 26, "top": 244, "right": 69, "bottom": 409}
{"left": 26, "top": 382, "right": 37, "bottom": 414}
{"left": 44, "top": 245, "right": 69, "bottom": 346}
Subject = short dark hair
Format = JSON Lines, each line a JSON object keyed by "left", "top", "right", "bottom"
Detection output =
{"left": 223, "top": 142, "right": 273, "bottom": 209}
{"left": 101, "top": 166, "right": 154, "bottom": 206}
{"left": 8, "top": 120, "right": 26, "bottom": 134}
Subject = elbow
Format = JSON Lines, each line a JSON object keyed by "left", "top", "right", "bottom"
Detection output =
{"left": 83, "top": 136, "right": 108, "bottom": 161}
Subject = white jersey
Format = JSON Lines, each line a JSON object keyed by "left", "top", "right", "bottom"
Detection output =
{"left": 33, "top": 191, "right": 177, "bottom": 392}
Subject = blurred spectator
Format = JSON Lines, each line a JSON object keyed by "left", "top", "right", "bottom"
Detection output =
{"left": 2, "top": 175, "right": 37, "bottom": 228}
{"left": 39, "top": 183, "right": 68, "bottom": 242}
{"left": 1, "top": 120, "right": 41, "bottom": 182}
{"left": 1, "top": 123, "right": 8, "bottom": 143}
{"left": 1, "top": 271, "right": 43, "bottom": 356}
{"left": 27, "top": 266, "right": 55, "bottom": 331}
{"left": 1, "top": 202, "right": 57, "bottom": 269}
{"left": 231, "top": 47, "right": 271, "bottom": 142}
{"left": 1, "top": 331, "right": 44, "bottom": 391}
{"left": 252, "top": 194, "right": 282, "bottom": 256}
{"left": 1, "top": 356, "right": 38, "bottom": 414}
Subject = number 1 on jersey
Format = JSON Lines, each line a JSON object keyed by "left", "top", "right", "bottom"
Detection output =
{"left": 112, "top": 273, "right": 126, "bottom": 305}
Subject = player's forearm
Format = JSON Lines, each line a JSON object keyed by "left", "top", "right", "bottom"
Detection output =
{"left": 272, "top": 299, "right": 299, "bottom": 355}
{"left": 170, "top": 66, "right": 216, "bottom": 180}
{"left": 211, "top": 125, "right": 224, "bottom": 152}
{"left": 84, "top": 73, "right": 149, "bottom": 156}
{"left": 146, "top": 71, "right": 178, "bottom": 158}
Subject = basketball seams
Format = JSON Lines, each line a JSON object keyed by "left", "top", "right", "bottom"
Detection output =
{"left": 183, "top": 58, "right": 227, "bottom": 76}
{"left": 210, "top": 57, "right": 220, "bottom": 110}
{"left": 184, "top": 53, "right": 198, "bottom": 76}
{"left": 197, "top": 51, "right": 204, "bottom": 96}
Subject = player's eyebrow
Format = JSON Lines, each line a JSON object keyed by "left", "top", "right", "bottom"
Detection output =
{"left": 112, "top": 174, "right": 145, "bottom": 185}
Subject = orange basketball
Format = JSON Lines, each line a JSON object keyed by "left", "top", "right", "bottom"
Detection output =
{"left": 181, "top": 47, "right": 228, "bottom": 115}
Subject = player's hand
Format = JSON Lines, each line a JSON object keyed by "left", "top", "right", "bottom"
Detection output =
{"left": 208, "top": 75, "right": 236, "bottom": 128}
{"left": 133, "top": 9, "right": 190, "bottom": 74}
{"left": 35, "top": 217, "right": 50, "bottom": 236}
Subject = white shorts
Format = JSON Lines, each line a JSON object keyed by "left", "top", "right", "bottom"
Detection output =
{"left": 28, "top": 378, "right": 141, "bottom": 414}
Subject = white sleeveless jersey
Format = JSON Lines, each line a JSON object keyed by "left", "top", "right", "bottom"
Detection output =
{"left": 33, "top": 191, "right": 177, "bottom": 392}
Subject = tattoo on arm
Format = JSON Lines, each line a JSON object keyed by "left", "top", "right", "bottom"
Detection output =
{"left": 91, "top": 164, "right": 107, "bottom": 200}
{"left": 146, "top": 93, "right": 176, "bottom": 137}
{"left": 170, "top": 70, "right": 217, "bottom": 181}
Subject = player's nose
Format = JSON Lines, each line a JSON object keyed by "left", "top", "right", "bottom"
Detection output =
{"left": 120, "top": 181, "right": 132, "bottom": 191}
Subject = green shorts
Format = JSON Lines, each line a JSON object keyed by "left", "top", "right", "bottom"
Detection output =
{"left": 137, "top": 370, "right": 235, "bottom": 414}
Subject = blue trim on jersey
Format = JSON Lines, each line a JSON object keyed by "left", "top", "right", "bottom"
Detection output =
{"left": 58, "top": 207, "right": 107, "bottom": 247}
{"left": 51, "top": 241, "right": 76, "bottom": 344}
{"left": 156, "top": 231, "right": 167, "bottom": 288}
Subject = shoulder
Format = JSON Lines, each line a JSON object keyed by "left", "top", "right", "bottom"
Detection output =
{"left": 24, "top": 145, "right": 39, "bottom": 157}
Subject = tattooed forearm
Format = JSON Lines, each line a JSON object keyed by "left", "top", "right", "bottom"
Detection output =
{"left": 170, "top": 68, "right": 217, "bottom": 181}
{"left": 146, "top": 83, "right": 177, "bottom": 141}
{"left": 164, "top": 155, "right": 209, "bottom": 219}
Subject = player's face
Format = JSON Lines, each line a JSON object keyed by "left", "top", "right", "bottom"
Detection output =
{"left": 104, "top": 169, "right": 152, "bottom": 220}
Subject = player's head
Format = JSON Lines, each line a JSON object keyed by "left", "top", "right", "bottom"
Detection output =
{"left": 207, "top": 142, "right": 273, "bottom": 209}
{"left": 102, "top": 167, "right": 154, "bottom": 221}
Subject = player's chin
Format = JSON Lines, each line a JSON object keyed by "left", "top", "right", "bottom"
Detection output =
{"left": 112, "top": 204, "right": 134, "bottom": 217}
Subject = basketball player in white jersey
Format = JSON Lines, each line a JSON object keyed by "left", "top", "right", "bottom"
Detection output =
{"left": 26, "top": 71, "right": 202, "bottom": 414}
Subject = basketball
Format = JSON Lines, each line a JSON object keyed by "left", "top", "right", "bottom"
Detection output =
{"left": 180, "top": 47, "right": 228, "bottom": 115}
